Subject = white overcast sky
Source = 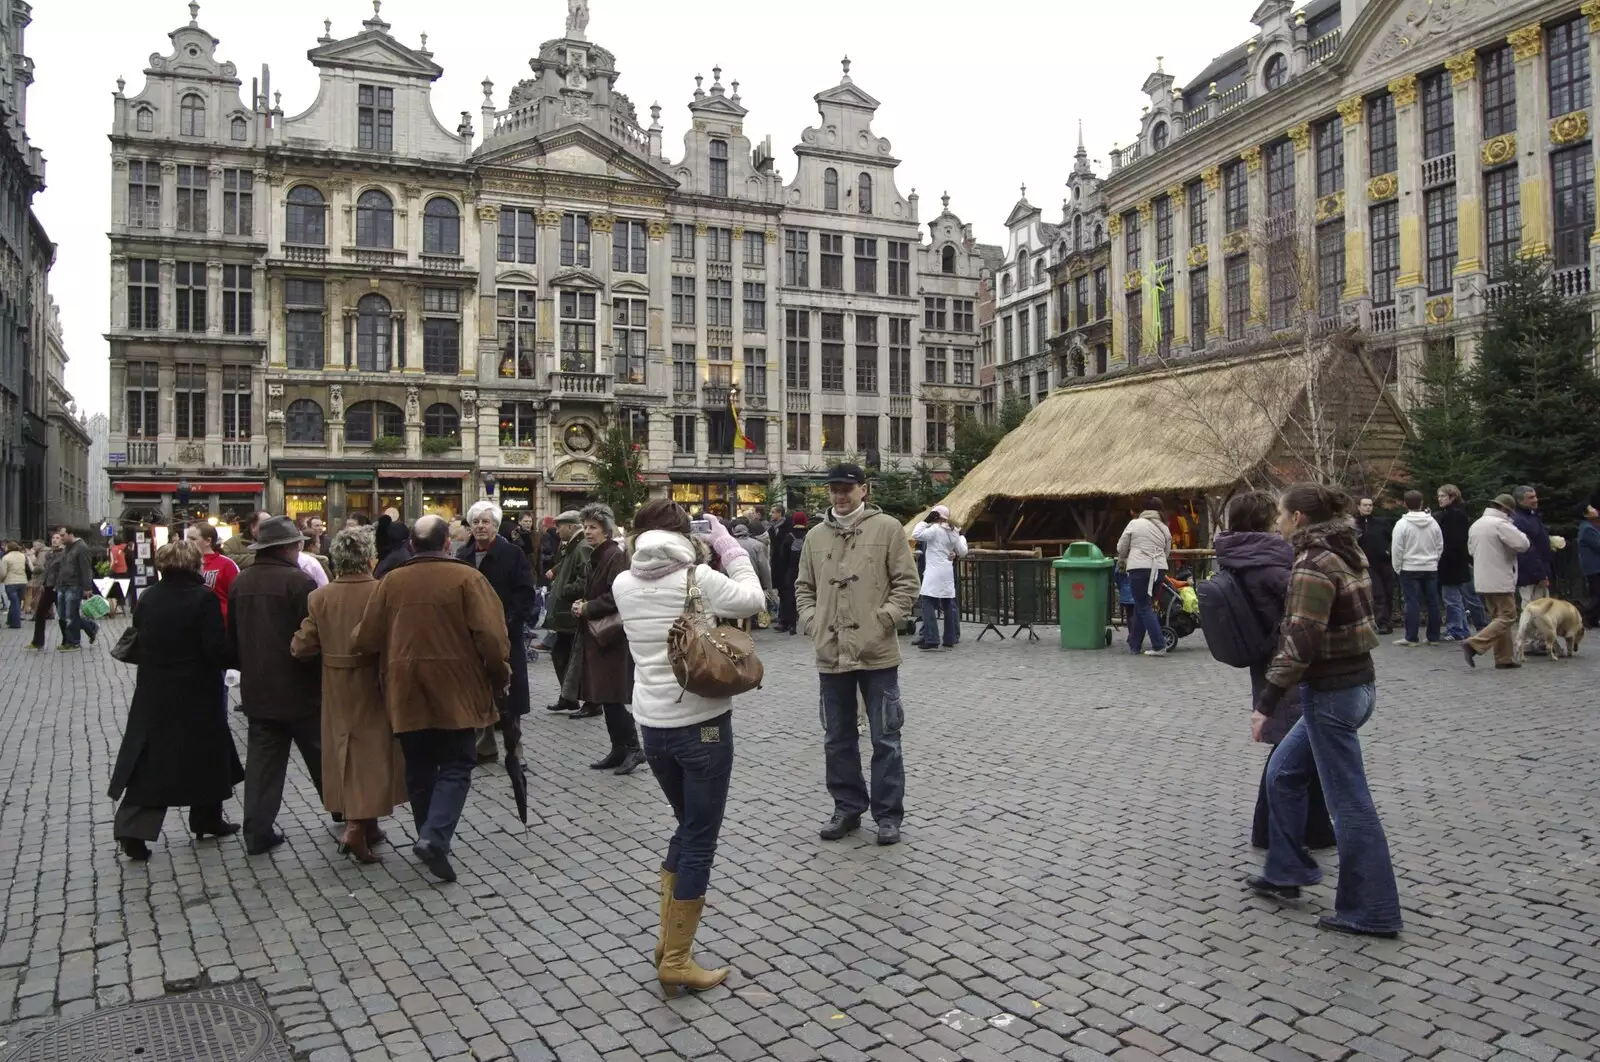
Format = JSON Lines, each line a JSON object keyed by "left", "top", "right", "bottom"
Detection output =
{"left": 32, "top": 0, "right": 1255, "bottom": 415}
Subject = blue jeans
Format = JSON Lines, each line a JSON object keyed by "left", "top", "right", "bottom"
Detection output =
{"left": 1399, "top": 571, "right": 1442, "bottom": 643}
{"left": 819, "top": 668, "right": 905, "bottom": 825}
{"left": 4, "top": 585, "right": 20, "bottom": 628}
{"left": 642, "top": 710, "right": 733, "bottom": 900}
{"left": 397, "top": 727, "right": 477, "bottom": 854}
{"left": 1440, "top": 583, "right": 1486, "bottom": 640}
{"left": 918, "top": 595, "right": 958, "bottom": 647}
{"left": 1126, "top": 568, "right": 1165, "bottom": 653}
{"left": 1264, "top": 682, "right": 1402, "bottom": 934}
{"left": 55, "top": 586, "right": 98, "bottom": 647}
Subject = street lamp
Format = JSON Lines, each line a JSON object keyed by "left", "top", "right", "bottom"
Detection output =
{"left": 484, "top": 473, "right": 497, "bottom": 496}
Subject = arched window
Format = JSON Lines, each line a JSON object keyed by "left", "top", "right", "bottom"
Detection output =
{"left": 356, "top": 189, "right": 394, "bottom": 248}
{"left": 858, "top": 173, "right": 874, "bottom": 214}
{"left": 1074, "top": 215, "right": 1083, "bottom": 249}
{"left": 823, "top": 168, "right": 839, "bottom": 211}
{"left": 1035, "top": 259, "right": 1045, "bottom": 283}
{"left": 1001, "top": 274, "right": 1013, "bottom": 296}
{"left": 135, "top": 107, "right": 154, "bottom": 132}
{"left": 1094, "top": 222, "right": 1104, "bottom": 244}
{"left": 179, "top": 94, "right": 205, "bottom": 136}
{"left": 285, "top": 186, "right": 326, "bottom": 245}
{"left": 1151, "top": 122, "right": 1168, "bottom": 150}
{"left": 709, "top": 139, "right": 729, "bottom": 197}
{"left": 423, "top": 197, "right": 460, "bottom": 255}
{"left": 356, "top": 294, "right": 392, "bottom": 371}
{"left": 230, "top": 116, "right": 247, "bottom": 141}
{"left": 285, "top": 399, "right": 324, "bottom": 444}
{"left": 345, "top": 401, "right": 404, "bottom": 444}
{"left": 1264, "top": 53, "right": 1287, "bottom": 91}
{"left": 1017, "top": 249, "right": 1030, "bottom": 288}
{"left": 423, "top": 403, "right": 459, "bottom": 438}
{"left": 941, "top": 245, "right": 956, "bottom": 274}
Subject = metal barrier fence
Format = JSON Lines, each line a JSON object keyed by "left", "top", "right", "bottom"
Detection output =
{"left": 955, "top": 554, "right": 1058, "bottom": 642}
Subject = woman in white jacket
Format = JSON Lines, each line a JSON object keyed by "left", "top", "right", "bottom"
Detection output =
{"left": 612, "top": 500, "right": 765, "bottom": 996}
{"left": 911, "top": 505, "right": 968, "bottom": 649}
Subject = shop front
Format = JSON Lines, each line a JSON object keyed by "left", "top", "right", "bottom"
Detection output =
{"left": 275, "top": 469, "right": 401, "bottom": 526}
{"left": 670, "top": 476, "right": 768, "bottom": 519}
{"left": 378, "top": 468, "right": 472, "bottom": 522}
{"left": 111, "top": 479, "right": 267, "bottom": 527}
{"left": 493, "top": 477, "right": 539, "bottom": 516}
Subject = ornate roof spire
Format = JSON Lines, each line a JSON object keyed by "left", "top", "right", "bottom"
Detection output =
{"left": 319, "top": 17, "right": 333, "bottom": 43}
{"left": 188, "top": 1, "right": 200, "bottom": 25}
{"left": 1020, "top": 183, "right": 1027, "bottom": 200}
{"left": 711, "top": 65, "right": 724, "bottom": 95}
{"left": 363, "top": 0, "right": 390, "bottom": 33}
{"left": 693, "top": 74, "right": 705, "bottom": 101}
{"left": 941, "top": 191, "right": 950, "bottom": 212}
{"left": 841, "top": 55, "right": 852, "bottom": 82}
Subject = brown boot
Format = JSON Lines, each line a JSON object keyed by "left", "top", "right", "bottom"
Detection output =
{"left": 653, "top": 868, "right": 676, "bottom": 966}
{"left": 339, "top": 821, "right": 382, "bottom": 864}
{"left": 657, "top": 895, "right": 728, "bottom": 996}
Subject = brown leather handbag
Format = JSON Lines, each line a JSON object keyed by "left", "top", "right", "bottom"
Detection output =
{"left": 667, "top": 568, "right": 763, "bottom": 699}
{"left": 584, "top": 610, "right": 626, "bottom": 650}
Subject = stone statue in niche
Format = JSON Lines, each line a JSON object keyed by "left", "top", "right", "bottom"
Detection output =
{"left": 405, "top": 387, "right": 420, "bottom": 422}
{"left": 328, "top": 384, "right": 343, "bottom": 419}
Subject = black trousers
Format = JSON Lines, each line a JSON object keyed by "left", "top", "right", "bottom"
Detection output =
{"left": 602, "top": 702, "right": 640, "bottom": 751}
{"left": 242, "top": 715, "right": 323, "bottom": 843}
{"left": 550, "top": 632, "right": 579, "bottom": 710}
{"left": 1370, "top": 564, "right": 1396, "bottom": 631}
{"left": 777, "top": 579, "right": 798, "bottom": 631}
{"left": 1585, "top": 573, "right": 1600, "bottom": 627}
{"left": 29, "top": 587, "right": 55, "bottom": 648}
{"left": 114, "top": 801, "right": 228, "bottom": 842}
{"left": 1252, "top": 750, "right": 1336, "bottom": 850}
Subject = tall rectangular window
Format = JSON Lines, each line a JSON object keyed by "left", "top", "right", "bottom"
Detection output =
{"left": 560, "top": 214, "right": 591, "bottom": 267}
{"left": 888, "top": 317, "right": 911, "bottom": 395}
{"left": 496, "top": 288, "right": 537, "bottom": 379}
{"left": 422, "top": 287, "right": 462, "bottom": 374}
{"left": 1549, "top": 18, "right": 1592, "bottom": 116}
{"left": 357, "top": 85, "right": 394, "bottom": 152}
{"left": 673, "top": 414, "right": 697, "bottom": 456}
{"left": 1421, "top": 71, "right": 1455, "bottom": 159}
{"left": 1188, "top": 180, "right": 1207, "bottom": 246}
{"left": 855, "top": 316, "right": 878, "bottom": 393}
{"left": 1317, "top": 220, "right": 1345, "bottom": 318}
{"left": 924, "top": 345, "right": 947, "bottom": 384}
{"left": 127, "top": 160, "right": 160, "bottom": 228}
{"left": 223, "top": 169, "right": 253, "bottom": 235}
{"left": 1158, "top": 283, "right": 1174, "bottom": 353}
{"left": 924, "top": 297, "right": 947, "bottom": 330}
{"left": 854, "top": 237, "right": 878, "bottom": 292}
{"left": 1094, "top": 268, "right": 1107, "bottom": 319}
{"left": 1075, "top": 274, "right": 1091, "bottom": 327}
{"left": 221, "top": 366, "right": 250, "bottom": 441}
{"left": 954, "top": 347, "right": 975, "bottom": 385}
{"left": 1484, "top": 165, "right": 1521, "bottom": 279}
{"left": 125, "top": 361, "right": 160, "bottom": 438}
{"left": 671, "top": 223, "right": 695, "bottom": 260}
{"left": 222, "top": 265, "right": 252, "bottom": 335}
{"left": 819, "top": 313, "right": 845, "bottom": 392}
{"left": 707, "top": 279, "right": 733, "bottom": 328}
{"left": 175, "top": 262, "right": 207, "bottom": 333}
{"left": 1266, "top": 140, "right": 1295, "bottom": 217}
{"left": 1190, "top": 267, "right": 1209, "bottom": 350}
{"left": 1124, "top": 212, "right": 1141, "bottom": 272}
{"left": 744, "top": 357, "right": 767, "bottom": 398}
{"left": 745, "top": 417, "right": 766, "bottom": 454}
{"left": 1482, "top": 45, "right": 1517, "bottom": 138}
{"left": 783, "top": 229, "right": 809, "bottom": 286}
{"left": 1154, "top": 196, "right": 1173, "bottom": 260}
{"left": 286, "top": 279, "right": 325, "bottom": 369}
{"left": 1553, "top": 145, "right": 1596, "bottom": 268}
{"left": 820, "top": 414, "right": 845, "bottom": 452}
{"left": 709, "top": 140, "right": 729, "bottom": 197}
{"left": 127, "top": 259, "right": 159, "bottom": 331}
{"left": 1223, "top": 160, "right": 1248, "bottom": 231}
{"left": 1035, "top": 303, "right": 1048, "bottom": 353}
{"left": 1425, "top": 187, "right": 1458, "bottom": 293}
{"left": 1225, "top": 255, "right": 1250, "bottom": 337}
{"left": 785, "top": 309, "right": 810, "bottom": 389}
{"left": 785, "top": 412, "right": 810, "bottom": 452}
{"left": 707, "top": 227, "right": 732, "bottom": 263}
{"left": 174, "top": 364, "right": 206, "bottom": 439}
{"left": 1268, "top": 250, "right": 1296, "bottom": 330}
{"left": 612, "top": 219, "right": 648, "bottom": 273}
{"left": 744, "top": 230, "right": 765, "bottom": 266}
{"left": 706, "top": 346, "right": 733, "bottom": 387}
{"left": 1001, "top": 316, "right": 1013, "bottom": 360}
{"left": 820, "top": 233, "right": 844, "bottom": 289}
{"left": 671, "top": 343, "right": 696, "bottom": 392}
{"left": 498, "top": 401, "right": 538, "bottom": 448}
{"left": 1315, "top": 116, "right": 1344, "bottom": 197}
{"left": 1124, "top": 291, "right": 1142, "bottom": 358}
{"left": 855, "top": 415, "right": 878, "bottom": 455}
{"left": 953, "top": 299, "right": 975, "bottom": 332}
{"left": 888, "top": 416, "right": 911, "bottom": 454}
{"left": 671, "top": 276, "right": 696, "bottom": 325}
{"left": 1368, "top": 94, "right": 1397, "bottom": 175}
{"left": 1370, "top": 201, "right": 1400, "bottom": 306}
{"left": 742, "top": 282, "right": 766, "bottom": 330}
{"left": 558, "top": 290, "right": 597, "bottom": 373}
{"left": 1018, "top": 308, "right": 1031, "bottom": 357}
{"left": 176, "top": 165, "right": 207, "bottom": 233}
{"left": 925, "top": 406, "right": 949, "bottom": 454}
{"left": 888, "top": 240, "right": 910, "bottom": 295}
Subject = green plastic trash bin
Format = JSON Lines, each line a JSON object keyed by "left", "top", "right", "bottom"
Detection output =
{"left": 1053, "top": 542, "right": 1115, "bottom": 650}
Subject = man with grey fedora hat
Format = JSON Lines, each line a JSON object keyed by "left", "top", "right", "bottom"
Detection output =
{"left": 227, "top": 515, "right": 326, "bottom": 854}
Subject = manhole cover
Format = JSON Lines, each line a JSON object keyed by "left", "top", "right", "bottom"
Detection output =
{"left": 2, "top": 981, "right": 293, "bottom": 1062}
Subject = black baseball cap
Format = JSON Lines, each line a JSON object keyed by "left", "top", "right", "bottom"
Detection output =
{"left": 824, "top": 462, "right": 867, "bottom": 485}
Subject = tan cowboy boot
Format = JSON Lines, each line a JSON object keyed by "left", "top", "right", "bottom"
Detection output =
{"left": 654, "top": 868, "right": 675, "bottom": 966}
{"left": 657, "top": 896, "right": 729, "bottom": 997}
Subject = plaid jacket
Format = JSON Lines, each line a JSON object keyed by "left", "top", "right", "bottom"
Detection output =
{"left": 1256, "top": 519, "right": 1379, "bottom": 715}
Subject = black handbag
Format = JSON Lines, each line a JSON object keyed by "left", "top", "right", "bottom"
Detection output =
{"left": 110, "top": 626, "right": 140, "bottom": 665}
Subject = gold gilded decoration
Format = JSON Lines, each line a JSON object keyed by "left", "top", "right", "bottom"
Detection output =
{"left": 1187, "top": 245, "right": 1209, "bottom": 267}
{"left": 1585, "top": 0, "right": 1600, "bottom": 32}
{"left": 731, "top": 226, "right": 745, "bottom": 240}
{"left": 1387, "top": 74, "right": 1418, "bottom": 108}
{"left": 1201, "top": 165, "right": 1221, "bottom": 191}
{"left": 1481, "top": 133, "right": 1516, "bottom": 166}
{"left": 1287, "top": 123, "right": 1312, "bottom": 151}
{"left": 647, "top": 219, "right": 670, "bottom": 238}
{"left": 1124, "top": 270, "right": 1143, "bottom": 292}
{"left": 1336, "top": 95, "right": 1365, "bottom": 125}
{"left": 1106, "top": 214, "right": 1122, "bottom": 236}
{"left": 1444, "top": 49, "right": 1477, "bottom": 85}
{"left": 1137, "top": 200, "right": 1154, "bottom": 222}
{"left": 1508, "top": 22, "right": 1542, "bottom": 61}
{"left": 1222, "top": 229, "right": 1247, "bottom": 254}
{"left": 764, "top": 229, "right": 778, "bottom": 244}
{"left": 1240, "top": 145, "right": 1262, "bottom": 172}
{"left": 477, "top": 205, "right": 499, "bottom": 222}
{"left": 1552, "top": 110, "right": 1590, "bottom": 145}
{"left": 694, "top": 222, "right": 708, "bottom": 237}
{"left": 1367, "top": 172, "right": 1398, "bottom": 202}
{"left": 1426, "top": 296, "right": 1454, "bottom": 324}
{"left": 1315, "top": 190, "right": 1346, "bottom": 222}
{"left": 1166, "top": 184, "right": 1187, "bottom": 206}
{"left": 589, "top": 213, "right": 616, "bottom": 233}
{"left": 536, "top": 210, "right": 562, "bottom": 226}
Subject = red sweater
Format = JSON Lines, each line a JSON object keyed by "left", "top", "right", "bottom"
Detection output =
{"left": 201, "top": 552, "right": 240, "bottom": 621}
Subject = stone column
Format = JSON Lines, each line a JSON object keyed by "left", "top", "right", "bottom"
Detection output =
{"left": 1288, "top": 122, "right": 1314, "bottom": 322}
{"left": 207, "top": 164, "right": 224, "bottom": 239}
{"left": 205, "top": 364, "right": 224, "bottom": 467}
{"left": 159, "top": 162, "right": 177, "bottom": 239}
{"left": 537, "top": 210, "right": 562, "bottom": 380}
{"left": 592, "top": 213, "right": 616, "bottom": 377}
{"left": 266, "top": 275, "right": 286, "bottom": 369}
{"left": 252, "top": 263, "right": 268, "bottom": 342}
{"left": 401, "top": 183, "right": 422, "bottom": 262}
{"left": 649, "top": 218, "right": 670, "bottom": 396}
{"left": 1202, "top": 164, "right": 1224, "bottom": 338}
{"left": 1390, "top": 75, "right": 1425, "bottom": 327}
{"left": 1509, "top": 21, "right": 1551, "bottom": 257}
{"left": 159, "top": 258, "right": 176, "bottom": 336}
{"left": 254, "top": 170, "right": 270, "bottom": 242}
{"left": 402, "top": 283, "right": 422, "bottom": 374}
{"left": 328, "top": 279, "right": 346, "bottom": 370}
{"left": 110, "top": 158, "right": 129, "bottom": 228}
{"left": 207, "top": 258, "right": 224, "bottom": 335}
{"left": 1135, "top": 199, "right": 1154, "bottom": 359}
{"left": 1337, "top": 95, "right": 1370, "bottom": 327}
{"left": 1242, "top": 145, "right": 1265, "bottom": 327}
{"left": 1106, "top": 212, "right": 1124, "bottom": 361}
{"left": 1169, "top": 184, "right": 1190, "bottom": 351}
{"left": 109, "top": 255, "right": 128, "bottom": 332}
{"left": 1445, "top": 49, "right": 1485, "bottom": 337}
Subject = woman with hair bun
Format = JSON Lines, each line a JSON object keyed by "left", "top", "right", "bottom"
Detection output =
{"left": 573, "top": 503, "right": 643, "bottom": 775}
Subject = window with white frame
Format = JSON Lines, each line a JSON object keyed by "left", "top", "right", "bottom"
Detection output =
{"left": 180, "top": 93, "right": 205, "bottom": 137}
{"left": 671, "top": 276, "right": 696, "bottom": 325}
{"left": 498, "top": 208, "right": 537, "bottom": 263}
{"left": 613, "top": 298, "right": 647, "bottom": 384}
{"left": 128, "top": 161, "right": 159, "bottom": 229}
{"left": 127, "top": 259, "right": 159, "bottom": 331}
{"left": 613, "top": 219, "right": 648, "bottom": 273}
{"left": 560, "top": 214, "right": 591, "bottom": 266}
{"left": 358, "top": 85, "right": 394, "bottom": 152}
{"left": 559, "top": 290, "right": 597, "bottom": 372}
{"left": 743, "top": 282, "right": 766, "bottom": 330}
{"left": 125, "top": 361, "right": 159, "bottom": 438}
{"left": 496, "top": 288, "right": 536, "bottom": 379}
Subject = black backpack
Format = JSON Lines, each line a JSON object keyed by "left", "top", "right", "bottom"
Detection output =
{"left": 1196, "top": 567, "right": 1277, "bottom": 668}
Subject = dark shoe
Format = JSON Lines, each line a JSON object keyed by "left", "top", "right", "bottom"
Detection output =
{"left": 56, "top": 644, "right": 81, "bottom": 652}
{"left": 1245, "top": 875, "right": 1301, "bottom": 901}
{"left": 1317, "top": 915, "right": 1398, "bottom": 939}
{"left": 876, "top": 822, "right": 901, "bottom": 846}
{"left": 544, "top": 702, "right": 571, "bottom": 713}
{"left": 1463, "top": 642, "right": 1477, "bottom": 668}
{"left": 590, "top": 746, "right": 626, "bottom": 770}
{"left": 339, "top": 822, "right": 382, "bottom": 865}
{"left": 192, "top": 821, "right": 240, "bottom": 840}
{"left": 916, "top": 643, "right": 939, "bottom": 651}
{"left": 244, "top": 829, "right": 285, "bottom": 856}
{"left": 365, "top": 823, "right": 388, "bottom": 847}
{"left": 1377, "top": 627, "right": 1393, "bottom": 636}
{"left": 818, "top": 813, "right": 861, "bottom": 841}
{"left": 118, "top": 837, "right": 151, "bottom": 861}
{"left": 569, "top": 704, "right": 602, "bottom": 719}
{"left": 476, "top": 751, "right": 499, "bottom": 765}
{"left": 86, "top": 626, "right": 97, "bottom": 645}
{"left": 1495, "top": 661, "right": 1522, "bottom": 669}
{"left": 615, "top": 748, "right": 647, "bottom": 776}
{"left": 413, "top": 840, "right": 457, "bottom": 883}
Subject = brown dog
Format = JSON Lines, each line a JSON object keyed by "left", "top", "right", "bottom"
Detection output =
{"left": 1515, "top": 597, "right": 1586, "bottom": 662}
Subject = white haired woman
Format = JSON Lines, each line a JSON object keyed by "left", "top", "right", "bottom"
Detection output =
{"left": 291, "top": 527, "right": 407, "bottom": 863}
{"left": 572, "top": 502, "right": 643, "bottom": 774}
{"left": 457, "top": 499, "right": 538, "bottom": 762}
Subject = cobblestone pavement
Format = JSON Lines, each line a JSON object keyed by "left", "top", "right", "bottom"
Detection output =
{"left": 1, "top": 617, "right": 1598, "bottom": 1062}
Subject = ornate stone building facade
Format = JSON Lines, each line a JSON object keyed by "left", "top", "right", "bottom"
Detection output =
{"left": 107, "top": 2, "right": 982, "bottom": 524}
{"left": 43, "top": 298, "right": 90, "bottom": 533}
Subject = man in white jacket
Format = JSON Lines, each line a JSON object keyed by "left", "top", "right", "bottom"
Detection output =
{"left": 911, "top": 505, "right": 968, "bottom": 650}
{"left": 1390, "top": 489, "right": 1445, "bottom": 647}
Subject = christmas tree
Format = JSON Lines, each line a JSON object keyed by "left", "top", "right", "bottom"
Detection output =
{"left": 593, "top": 422, "right": 649, "bottom": 526}
{"left": 1401, "top": 337, "right": 1498, "bottom": 507}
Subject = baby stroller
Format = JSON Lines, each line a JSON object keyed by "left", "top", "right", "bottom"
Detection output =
{"left": 1152, "top": 567, "right": 1201, "bottom": 650}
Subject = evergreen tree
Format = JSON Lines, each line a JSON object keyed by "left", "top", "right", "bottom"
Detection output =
{"left": 1470, "top": 256, "right": 1600, "bottom": 531}
{"left": 946, "top": 398, "right": 1031, "bottom": 483}
{"left": 1401, "top": 338, "right": 1498, "bottom": 506}
{"left": 592, "top": 422, "right": 649, "bottom": 526}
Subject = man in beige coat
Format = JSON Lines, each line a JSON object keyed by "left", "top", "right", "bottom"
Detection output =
{"left": 1464, "top": 494, "right": 1531, "bottom": 670}
{"left": 797, "top": 462, "right": 921, "bottom": 846}
{"left": 353, "top": 515, "right": 511, "bottom": 882}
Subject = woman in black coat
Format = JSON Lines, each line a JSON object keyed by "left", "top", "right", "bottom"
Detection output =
{"left": 573, "top": 503, "right": 641, "bottom": 775}
{"left": 458, "top": 501, "right": 539, "bottom": 726}
{"left": 108, "top": 539, "right": 244, "bottom": 861}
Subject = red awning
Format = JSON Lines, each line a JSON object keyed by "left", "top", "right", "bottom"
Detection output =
{"left": 112, "top": 481, "right": 265, "bottom": 494}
